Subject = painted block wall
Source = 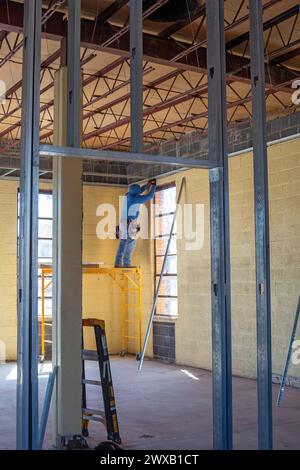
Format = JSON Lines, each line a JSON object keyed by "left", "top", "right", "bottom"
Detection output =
{"left": 0, "top": 182, "right": 153, "bottom": 360}
{"left": 158, "top": 138, "right": 300, "bottom": 379}
{"left": 0, "top": 135, "right": 299, "bottom": 378}
{"left": 82, "top": 185, "right": 154, "bottom": 357}
{"left": 0, "top": 180, "right": 18, "bottom": 361}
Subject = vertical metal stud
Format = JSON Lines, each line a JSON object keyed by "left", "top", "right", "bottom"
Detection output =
{"left": 206, "top": 0, "right": 233, "bottom": 450}
{"left": 52, "top": 0, "right": 83, "bottom": 445}
{"left": 249, "top": 0, "right": 273, "bottom": 450}
{"left": 67, "top": 0, "right": 81, "bottom": 148}
{"left": 130, "top": 0, "right": 143, "bottom": 152}
{"left": 17, "top": 0, "right": 42, "bottom": 450}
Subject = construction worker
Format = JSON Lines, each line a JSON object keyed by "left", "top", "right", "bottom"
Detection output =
{"left": 115, "top": 180, "right": 156, "bottom": 268}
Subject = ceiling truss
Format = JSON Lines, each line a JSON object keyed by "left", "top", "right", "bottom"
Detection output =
{"left": 0, "top": 0, "right": 299, "bottom": 184}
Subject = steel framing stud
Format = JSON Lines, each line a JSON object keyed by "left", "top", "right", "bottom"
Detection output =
{"left": 249, "top": 0, "right": 273, "bottom": 450}
{"left": 130, "top": 0, "right": 143, "bottom": 152}
{"left": 17, "top": 0, "right": 42, "bottom": 450}
{"left": 67, "top": 0, "right": 81, "bottom": 148}
{"left": 52, "top": 0, "right": 83, "bottom": 446}
{"left": 206, "top": 0, "right": 233, "bottom": 450}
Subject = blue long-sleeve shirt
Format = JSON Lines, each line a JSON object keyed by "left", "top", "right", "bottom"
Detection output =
{"left": 121, "top": 184, "right": 156, "bottom": 221}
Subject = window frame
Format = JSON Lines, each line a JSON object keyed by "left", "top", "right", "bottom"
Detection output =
{"left": 17, "top": 189, "right": 53, "bottom": 317}
{"left": 153, "top": 182, "right": 178, "bottom": 319}
{"left": 37, "top": 190, "right": 53, "bottom": 263}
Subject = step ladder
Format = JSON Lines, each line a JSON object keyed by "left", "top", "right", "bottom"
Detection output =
{"left": 82, "top": 318, "right": 121, "bottom": 443}
{"left": 276, "top": 295, "right": 300, "bottom": 406}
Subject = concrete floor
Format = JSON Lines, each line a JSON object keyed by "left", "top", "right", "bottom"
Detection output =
{"left": 0, "top": 356, "right": 300, "bottom": 450}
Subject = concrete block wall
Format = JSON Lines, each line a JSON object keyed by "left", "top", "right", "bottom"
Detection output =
{"left": 154, "top": 110, "right": 300, "bottom": 162}
{"left": 155, "top": 169, "right": 212, "bottom": 369}
{"left": 82, "top": 185, "right": 153, "bottom": 358}
{"left": 0, "top": 181, "right": 18, "bottom": 361}
{"left": 153, "top": 321, "right": 175, "bottom": 362}
{"left": 229, "top": 140, "right": 300, "bottom": 379}
{"left": 268, "top": 140, "right": 300, "bottom": 380}
{"left": 0, "top": 181, "right": 154, "bottom": 361}
{"left": 82, "top": 185, "right": 125, "bottom": 354}
{"left": 130, "top": 204, "right": 154, "bottom": 357}
{"left": 0, "top": 114, "right": 299, "bottom": 378}
{"left": 156, "top": 137, "right": 300, "bottom": 380}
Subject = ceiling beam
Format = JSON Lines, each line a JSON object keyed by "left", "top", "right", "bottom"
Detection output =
{"left": 0, "top": 0, "right": 66, "bottom": 69}
{"left": 100, "top": 78, "right": 295, "bottom": 150}
{"left": 270, "top": 45, "right": 300, "bottom": 65}
{"left": 226, "top": 4, "right": 299, "bottom": 51}
{"left": 40, "top": 144, "right": 215, "bottom": 169}
{"left": 158, "top": 2, "right": 205, "bottom": 39}
{"left": 0, "top": 47, "right": 119, "bottom": 138}
{"left": 1, "top": 48, "right": 60, "bottom": 104}
{"left": 82, "top": 81, "right": 210, "bottom": 143}
{"left": 0, "top": 152, "right": 141, "bottom": 181}
{"left": 95, "top": 0, "right": 129, "bottom": 26}
{"left": 0, "top": 0, "right": 297, "bottom": 86}
{"left": 0, "top": 30, "right": 9, "bottom": 43}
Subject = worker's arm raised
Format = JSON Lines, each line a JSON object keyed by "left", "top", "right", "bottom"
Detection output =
{"left": 135, "top": 184, "right": 156, "bottom": 203}
{"left": 139, "top": 184, "right": 148, "bottom": 194}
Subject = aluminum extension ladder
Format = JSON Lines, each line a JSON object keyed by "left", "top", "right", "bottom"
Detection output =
{"left": 82, "top": 318, "right": 121, "bottom": 443}
{"left": 138, "top": 177, "right": 186, "bottom": 371}
{"left": 276, "top": 295, "right": 300, "bottom": 406}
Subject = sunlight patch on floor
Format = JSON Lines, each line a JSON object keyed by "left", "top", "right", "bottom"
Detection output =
{"left": 5, "top": 363, "right": 52, "bottom": 381}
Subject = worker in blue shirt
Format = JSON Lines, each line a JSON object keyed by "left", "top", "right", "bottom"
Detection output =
{"left": 115, "top": 180, "right": 156, "bottom": 268}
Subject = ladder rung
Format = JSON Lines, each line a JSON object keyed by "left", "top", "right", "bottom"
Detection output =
{"left": 83, "top": 408, "right": 105, "bottom": 418}
{"left": 123, "top": 320, "right": 135, "bottom": 324}
{"left": 84, "top": 415, "right": 106, "bottom": 424}
{"left": 82, "top": 379, "right": 101, "bottom": 386}
{"left": 82, "top": 350, "right": 99, "bottom": 361}
{"left": 44, "top": 340, "right": 52, "bottom": 344}
{"left": 124, "top": 335, "right": 137, "bottom": 339}
{"left": 80, "top": 319, "right": 121, "bottom": 443}
{"left": 82, "top": 409, "right": 106, "bottom": 424}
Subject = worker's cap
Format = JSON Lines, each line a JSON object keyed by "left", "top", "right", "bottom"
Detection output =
{"left": 128, "top": 184, "right": 142, "bottom": 195}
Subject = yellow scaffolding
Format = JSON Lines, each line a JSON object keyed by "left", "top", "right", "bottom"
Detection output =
{"left": 39, "top": 264, "right": 143, "bottom": 360}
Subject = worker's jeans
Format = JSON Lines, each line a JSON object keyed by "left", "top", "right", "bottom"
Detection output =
{"left": 115, "top": 236, "right": 136, "bottom": 267}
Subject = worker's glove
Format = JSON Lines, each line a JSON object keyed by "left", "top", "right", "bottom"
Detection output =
{"left": 148, "top": 178, "right": 156, "bottom": 187}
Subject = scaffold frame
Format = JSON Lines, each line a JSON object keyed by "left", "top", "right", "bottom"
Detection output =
{"left": 39, "top": 265, "right": 143, "bottom": 360}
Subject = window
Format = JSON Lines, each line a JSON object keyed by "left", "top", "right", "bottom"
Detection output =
{"left": 18, "top": 190, "right": 53, "bottom": 316}
{"left": 38, "top": 192, "right": 53, "bottom": 317}
{"left": 154, "top": 183, "right": 178, "bottom": 317}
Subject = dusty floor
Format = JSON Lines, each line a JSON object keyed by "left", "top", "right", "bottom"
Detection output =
{"left": 0, "top": 356, "right": 300, "bottom": 450}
